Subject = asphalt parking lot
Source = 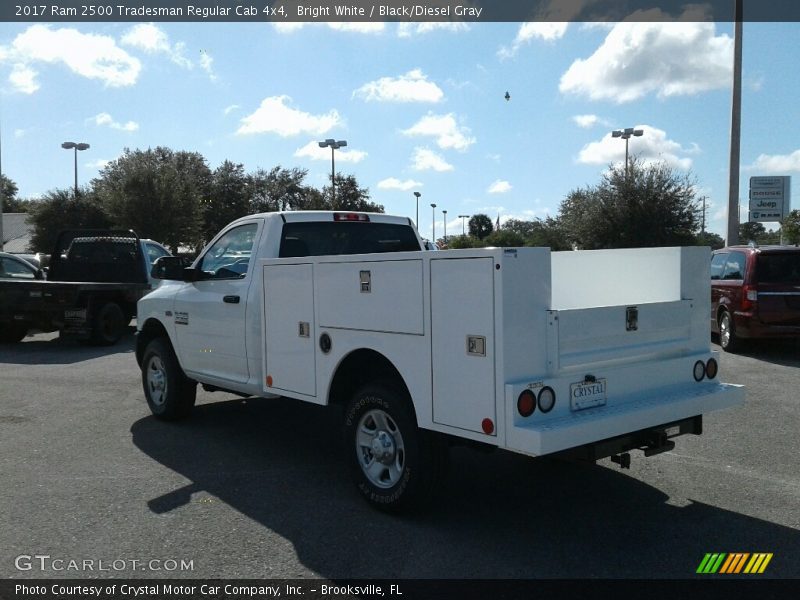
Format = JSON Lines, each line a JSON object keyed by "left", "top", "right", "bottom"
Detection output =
{"left": 1, "top": 329, "right": 798, "bottom": 580}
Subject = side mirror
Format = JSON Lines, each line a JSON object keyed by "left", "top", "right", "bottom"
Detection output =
{"left": 182, "top": 265, "right": 201, "bottom": 282}
{"left": 151, "top": 256, "right": 190, "bottom": 281}
{"left": 34, "top": 269, "right": 45, "bottom": 280}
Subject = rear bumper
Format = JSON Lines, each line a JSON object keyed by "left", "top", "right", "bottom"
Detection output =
{"left": 733, "top": 312, "right": 800, "bottom": 339}
{"left": 506, "top": 380, "right": 745, "bottom": 456}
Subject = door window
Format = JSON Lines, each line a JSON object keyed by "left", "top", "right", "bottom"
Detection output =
{"left": 721, "top": 252, "right": 746, "bottom": 280}
{"left": 710, "top": 253, "right": 727, "bottom": 280}
{"left": 198, "top": 223, "right": 258, "bottom": 279}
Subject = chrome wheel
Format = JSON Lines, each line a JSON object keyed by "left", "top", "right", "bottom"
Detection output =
{"left": 146, "top": 355, "right": 168, "bottom": 406}
{"left": 355, "top": 408, "right": 406, "bottom": 489}
{"left": 719, "top": 312, "right": 732, "bottom": 349}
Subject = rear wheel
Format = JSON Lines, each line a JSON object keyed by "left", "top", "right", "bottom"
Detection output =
{"left": 0, "top": 323, "right": 28, "bottom": 343}
{"left": 142, "top": 337, "right": 196, "bottom": 420}
{"left": 89, "top": 301, "right": 126, "bottom": 345}
{"left": 343, "top": 382, "right": 448, "bottom": 512}
{"left": 718, "top": 310, "right": 741, "bottom": 352}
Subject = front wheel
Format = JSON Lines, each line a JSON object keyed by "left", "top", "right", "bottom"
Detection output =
{"left": 343, "top": 383, "right": 447, "bottom": 513}
{"left": 141, "top": 338, "right": 196, "bottom": 420}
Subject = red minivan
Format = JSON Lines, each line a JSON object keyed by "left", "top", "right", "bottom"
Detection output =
{"left": 710, "top": 245, "right": 800, "bottom": 351}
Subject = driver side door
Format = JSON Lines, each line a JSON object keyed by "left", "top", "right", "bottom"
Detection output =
{"left": 174, "top": 220, "right": 262, "bottom": 383}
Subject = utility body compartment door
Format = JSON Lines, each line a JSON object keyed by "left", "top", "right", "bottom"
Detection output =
{"left": 262, "top": 263, "right": 316, "bottom": 397}
{"left": 430, "top": 257, "right": 496, "bottom": 434}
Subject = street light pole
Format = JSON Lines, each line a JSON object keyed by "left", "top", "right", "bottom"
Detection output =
{"left": 458, "top": 214, "right": 470, "bottom": 236}
{"left": 611, "top": 128, "right": 643, "bottom": 180}
{"left": 318, "top": 138, "right": 347, "bottom": 206}
{"left": 61, "top": 141, "right": 90, "bottom": 196}
{"left": 726, "top": 0, "right": 743, "bottom": 246}
{"left": 442, "top": 209, "right": 447, "bottom": 244}
{"left": 430, "top": 203, "right": 437, "bottom": 243}
{"left": 413, "top": 191, "right": 421, "bottom": 228}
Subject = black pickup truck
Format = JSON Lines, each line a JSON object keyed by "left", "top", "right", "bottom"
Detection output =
{"left": 0, "top": 230, "right": 170, "bottom": 345}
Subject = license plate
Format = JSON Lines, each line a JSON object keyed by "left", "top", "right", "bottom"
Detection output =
{"left": 570, "top": 378, "right": 607, "bottom": 411}
{"left": 64, "top": 309, "right": 87, "bottom": 321}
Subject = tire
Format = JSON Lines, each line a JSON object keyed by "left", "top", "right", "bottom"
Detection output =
{"left": 343, "top": 382, "right": 448, "bottom": 513}
{"left": 718, "top": 310, "right": 741, "bottom": 352}
{"left": 141, "top": 337, "right": 196, "bottom": 420}
{"left": 89, "top": 302, "right": 126, "bottom": 346}
{"left": 0, "top": 323, "right": 28, "bottom": 343}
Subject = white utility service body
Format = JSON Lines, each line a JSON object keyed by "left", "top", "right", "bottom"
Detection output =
{"left": 137, "top": 211, "right": 744, "bottom": 511}
{"left": 260, "top": 244, "right": 744, "bottom": 456}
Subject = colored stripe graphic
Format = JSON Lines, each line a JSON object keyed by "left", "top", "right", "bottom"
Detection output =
{"left": 697, "top": 552, "right": 773, "bottom": 574}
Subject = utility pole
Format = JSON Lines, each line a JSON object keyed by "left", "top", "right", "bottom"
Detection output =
{"left": 727, "top": 0, "right": 743, "bottom": 246}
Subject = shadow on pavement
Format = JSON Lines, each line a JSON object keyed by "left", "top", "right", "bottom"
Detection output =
{"left": 131, "top": 397, "right": 800, "bottom": 579}
{"left": 714, "top": 338, "right": 800, "bottom": 369}
{"left": 0, "top": 327, "right": 136, "bottom": 365}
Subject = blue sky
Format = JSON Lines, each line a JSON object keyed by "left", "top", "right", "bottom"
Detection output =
{"left": 1, "top": 19, "right": 799, "bottom": 241}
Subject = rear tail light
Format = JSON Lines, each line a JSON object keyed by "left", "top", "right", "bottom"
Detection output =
{"left": 333, "top": 213, "right": 370, "bottom": 222}
{"left": 517, "top": 390, "right": 536, "bottom": 417}
{"left": 741, "top": 285, "right": 758, "bottom": 311}
{"left": 706, "top": 358, "right": 718, "bottom": 380}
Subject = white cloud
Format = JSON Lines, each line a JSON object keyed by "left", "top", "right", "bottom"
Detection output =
{"left": 223, "top": 104, "right": 240, "bottom": 115}
{"left": 90, "top": 112, "right": 139, "bottom": 132}
{"left": 86, "top": 158, "right": 111, "bottom": 170}
{"left": 199, "top": 50, "right": 216, "bottom": 81}
{"left": 354, "top": 69, "right": 443, "bottom": 103}
{"left": 9, "top": 64, "right": 38, "bottom": 93}
{"left": 237, "top": 96, "right": 341, "bottom": 137}
{"left": 121, "top": 23, "right": 191, "bottom": 69}
{"left": 402, "top": 113, "right": 475, "bottom": 151}
{"left": 14, "top": 128, "right": 26, "bottom": 139}
{"left": 498, "top": 22, "right": 568, "bottom": 58}
{"left": 411, "top": 148, "right": 454, "bottom": 172}
{"left": 560, "top": 21, "right": 732, "bottom": 103}
{"left": 577, "top": 125, "right": 693, "bottom": 170}
{"left": 572, "top": 114, "right": 606, "bottom": 128}
{"left": 748, "top": 150, "right": 800, "bottom": 173}
{"left": 0, "top": 25, "right": 140, "bottom": 91}
{"left": 397, "top": 22, "right": 470, "bottom": 37}
{"left": 488, "top": 180, "right": 512, "bottom": 194}
{"left": 294, "top": 141, "right": 367, "bottom": 163}
{"left": 377, "top": 177, "right": 423, "bottom": 191}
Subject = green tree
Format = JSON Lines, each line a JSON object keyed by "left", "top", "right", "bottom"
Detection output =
{"left": 203, "top": 160, "right": 250, "bottom": 241}
{"left": 28, "top": 188, "right": 111, "bottom": 252}
{"left": 93, "top": 147, "right": 210, "bottom": 251}
{"left": 468, "top": 214, "right": 493, "bottom": 240}
{"left": 322, "top": 174, "right": 384, "bottom": 212}
{"left": 558, "top": 158, "right": 700, "bottom": 249}
{"left": 1, "top": 174, "right": 19, "bottom": 209}
{"left": 782, "top": 210, "right": 800, "bottom": 244}
{"left": 249, "top": 166, "right": 311, "bottom": 212}
{"left": 446, "top": 234, "right": 486, "bottom": 249}
{"left": 484, "top": 229, "right": 525, "bottom": 247}
{"left": 695, "top": 231, "right": 726, "bottom": 250}
{"left": 738, "top": 221, "right": 765, "bottom": 243}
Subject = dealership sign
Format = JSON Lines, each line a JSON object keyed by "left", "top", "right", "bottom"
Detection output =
{"left": 749, "top": 176, "right": 791, "bottom": 222}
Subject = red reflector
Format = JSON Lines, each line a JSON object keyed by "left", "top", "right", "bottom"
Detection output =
{"left": 481, "top": 418, "right": 495, "bottom": 435}
{"left": 706, "top": 358, "right": 718, "bottom": 380}
{"left": 333, "top": 213, "right": 370, "bottom": 222}
{"left": 741, "top": 285, "right": 757, "bottom": 311}
{"left": 266, "top": 375, "right": 273, "bottom": 387}
{"left": 517, "top": 390, "right": 536, "bottom": 417}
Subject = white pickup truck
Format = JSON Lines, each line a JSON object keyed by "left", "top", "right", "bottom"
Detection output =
{"left": 136, "top": 211, "right": 744, "bottom": 511}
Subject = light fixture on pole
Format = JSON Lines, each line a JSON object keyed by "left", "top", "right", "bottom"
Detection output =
{"left": 61, "top": 141, "right": 90, "bottom": 196}
{"left": 318, "top": 139, "right": 347, "bottom": 205}
{"left": 458, "top": 214, "right": 470, "bottom": 236}
{"left": 413, "top": 191, "right": 421, "bottom": 228}
{"left": 430, "top": 203, "right": 437, "bottom": 243}
{"left": 442, "top": 209, "right": 447, "bottom": 244}
{"left": 611, "top": 128, "right": 643, "bottom": 179}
